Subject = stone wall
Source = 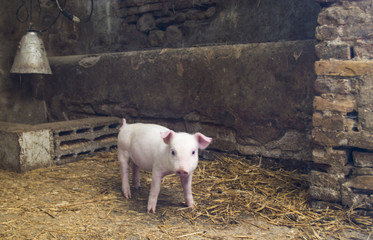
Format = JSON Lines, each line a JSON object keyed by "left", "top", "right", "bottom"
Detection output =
{"left": 118, "top": 0, "right": 217, "bottom": 48}
{"left": 310, "top": 0, "right": 373, "bottom": 215}
{"left": 116, "top": 0, "right": 319, "bottom": 50}
{"left": 32, "top": 40, "right": 317, "bottom": 169}
{"left": 44, "top": 0, "right": 320, "bottom": 55}
{"left": 0, "top": 0, "right": 320, "bottom": 124}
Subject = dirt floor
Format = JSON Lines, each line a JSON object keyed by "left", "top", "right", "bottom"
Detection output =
{"left": 0, "top": 151, "right": 372, "bottom": 240}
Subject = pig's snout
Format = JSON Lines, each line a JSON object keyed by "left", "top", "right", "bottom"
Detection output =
{"left": 176, "top": 169, "right": 189, "bottom": 177}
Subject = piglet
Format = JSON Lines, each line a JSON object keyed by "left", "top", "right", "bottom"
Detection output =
{"left": 117, "top": 119, "right": 212, "bottom": 213}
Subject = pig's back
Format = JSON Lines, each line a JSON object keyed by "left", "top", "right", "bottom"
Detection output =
{"left": 118, "top": 123, "right": 170, "bottom": 170}
{"left": 119, "top": 123, "right": 169, "bottom": 139}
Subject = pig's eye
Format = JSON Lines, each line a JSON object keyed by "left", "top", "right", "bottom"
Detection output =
{"left": 171, "top": 150, "right": 176, "bottom": 156}
{"left": 192, "top": 150, "right": 196, "bottom": 155}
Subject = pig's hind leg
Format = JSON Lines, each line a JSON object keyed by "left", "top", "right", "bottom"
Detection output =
{"left": 132, "top": 163, "right": 140, "bottom": 189}
{"left": 118, "top": 150, "right": 132, "bottom": 198}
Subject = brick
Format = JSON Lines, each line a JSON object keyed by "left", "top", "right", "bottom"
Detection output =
{"left": 353, "top": 151, "right": 373, "bottom": 167}
{"left": 315, "top": 60, "right": 373, "bottom": 76}
{"left": 313, "top": 94, "right": 356, "bottom": 112}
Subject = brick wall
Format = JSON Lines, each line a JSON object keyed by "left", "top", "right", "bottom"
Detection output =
{"left": 310, "top": 0, "right": 373, "bottom": 215}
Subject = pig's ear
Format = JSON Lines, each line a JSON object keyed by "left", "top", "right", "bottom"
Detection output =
{"left": 160, "top": 131, "right": 174, "bottom": 144}
{"left": 195, "top": 133, "right": 212, "bottom": 150}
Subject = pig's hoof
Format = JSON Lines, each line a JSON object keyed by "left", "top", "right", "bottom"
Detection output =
{"left": 147, "top": 206, "right": 156, "bottom": 213}
{"left": 122, "top": 189, "right": 132, "bottom": 199}
{"left": 186, "top": 201, "right": 195, "bottom": 208}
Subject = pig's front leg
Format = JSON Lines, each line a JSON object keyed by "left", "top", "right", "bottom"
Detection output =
{"left": 118, "top": 150, "right": 132, "bottom": 198}
{"left": 147, "top": 171, "right": 163, "bottom": 213}
{"left": 180, "top": 173, "right": 195, "bottom": 208}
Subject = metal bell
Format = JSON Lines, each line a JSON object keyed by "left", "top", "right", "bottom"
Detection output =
{"left": 10, "top": 31, "right": 52, "bottom": 74}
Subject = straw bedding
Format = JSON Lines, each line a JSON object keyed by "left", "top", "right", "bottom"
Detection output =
{"left": 0, "top": 150, "right": 372, "bottom": 239}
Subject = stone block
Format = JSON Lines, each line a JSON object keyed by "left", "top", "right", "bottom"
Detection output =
{"left": 313, "top": 94, "right": 356, "bottom": 113}
{"left": 312, "top": 147, "right": 349, "bottom": 174}
{"left": 309, "top": 170, "right": 342, "bottom": 190}
{"left": 354, "top": 41, "right": 373, "bottom": 59}
{"left": 136, "top": 13, "right": 156, "bottom": 32}
{"left": 312, "top": 112, "right": 344, "bottom": 131}
{"left": 309, "top": 171, "right": 344, "bottom": 203}
{"left": 312, "top": 128, "right": 348, "bottom": 147}
{"left": 315, "top": 0, "right": 337, "bottom": 2}
{"left": 346, "top": 176, "right": 373, "bottom": 191}
{"left": 165, "top": 25, "right": 183, "bottom": 45}
{"left": 315, "top": 25, "right": 338, "bottom": 41}
{"left": 314, "top": 76, "right": 355, "bottom": 95}
{"left": 309, "top": 185, "right": 341, "bottom": 202}
{"left": 342, "top": 184, "right": 373, "bottom": 209}
{"left": 149, "top": 30, "right": 165, "bottom": 47}
{"left": 353, "top": 151, "right": 373, "bottom": 167}
{"left": 311, "top": 200, "right": 342, "bottom": 210}
{"left": 124, "top": 15, "right": 139, "bottom": 24}
{"left": 340, "top": 24, "right": 373, "bottom": 41}
{"left": 317, "top": 5, "right": 365, "bottom": 26}
{"left": 347, "top": 133, "right": 373, "bottom": 150}
{"left": 315, "top": 60, "right": 373, "bottom": 77}
{"left": 0, "top": 122, "right": 54, "bottom": 172}
{"left": 315, "top": 42, "right": 350, "bottom": 60}
{"left": 138, "top": 3, "right": 164, "bottom": 14}
{"left": 351, "top": 167, "right": 373, "bottom": 176}
{"left": 358, "top": 75, "right": 373, "bottom": 131}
